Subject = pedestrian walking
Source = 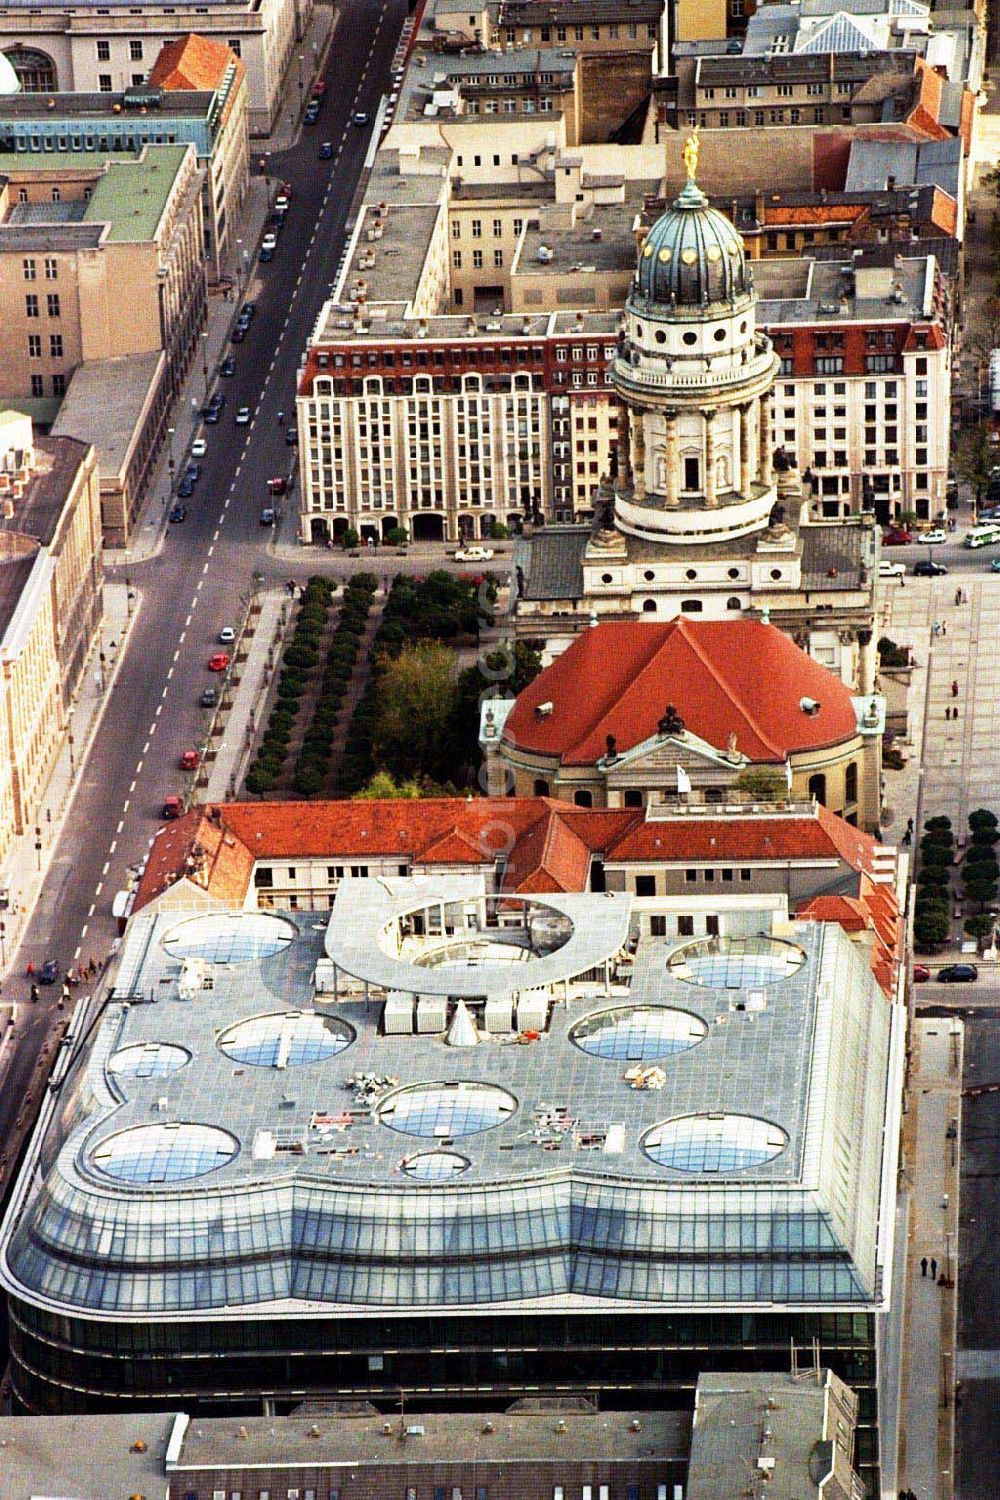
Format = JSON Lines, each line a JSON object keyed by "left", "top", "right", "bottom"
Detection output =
{"left": 952, "top": 680, "right": 959, "bottom": 697}
{"left": 931, "top": 1257, "right": 938, "bottom": 1280}
{"left": 25, "top": 960, "right": 34, "bottom": 978}
{"left": 921, "top": 1256, "right": 928, "bottom": 1277}
{"left": 955, "top": 587, "right": 962, "bottom": 607}
{"left": 954, "top": 706, "right": 960, "bottom": 720}
{"left": 932, "top": 620, "right": 941, "bottom": 637}
{"left": 29, "top": 984, "right": 38, "bottom": 1004}
{"left": 942, "top": 619, "right": 948, "bottom": 637}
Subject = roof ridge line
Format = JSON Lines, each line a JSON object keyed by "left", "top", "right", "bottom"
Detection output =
{"left": 675, "top": 618, "right": 786, "bottom": 761}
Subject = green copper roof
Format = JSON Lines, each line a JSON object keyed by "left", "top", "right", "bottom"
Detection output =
{"left": 635, "top": 177, "right": 749, "bottom": 310}
{"left": 82, "top": 143, "right": 189, "bottom": 242}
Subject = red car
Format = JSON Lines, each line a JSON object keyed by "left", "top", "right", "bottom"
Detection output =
{"left": 883, "top": 528, "right": 914, "bottom": 546}
{"left": 180, "top": 749, "right": 200, "bottom": 771}
{"left": 208, "top": 652, "right": 230, "bottom": 672}
{"left": 162, "top": 795, "right": 183, "bottom": 819}
{"left": 913, "top": 964, "right": 931, "bottom": 983}
{"left": 267, "top": 475, "right": 288, "bottom": 495}
{"left": 312, "top": 79, "right": 327, "bottom": 96}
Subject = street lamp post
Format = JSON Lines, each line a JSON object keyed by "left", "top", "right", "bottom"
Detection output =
{"left": 201, "top": 330, "right": 210, "bottom": 404}
{"left": 235, "top": 238, "right": 243, "bottom": 297}
{"left": 166, "top": 425, "right": 176, "bottom": 500}
{"left": 298, "top": 53, "right": 305, "bottom": 107}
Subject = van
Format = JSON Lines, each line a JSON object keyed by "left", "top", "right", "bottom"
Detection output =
{"left": 964, "top": 524, "right": 1000, "bottom": 549}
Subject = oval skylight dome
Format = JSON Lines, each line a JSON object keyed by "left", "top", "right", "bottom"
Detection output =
{"left": 162, "top": 912, "right": 296, "bottom": 964}
{"left": 218, "top": 1012, "right": 354, "bottom": 1067}
{"left": 642, "top": 1114, "right": 787, "bottom": 1174}
{"left": 401, "top": 1150, "right": 471, "bottom": 1180}
{"left": 378, "top": 1082, "right": 516, "bottom": 1138}
{"left": 91, "top": 1123, "right": 238, "bottom": 1184}
{"left": 108, "top": 1042, "right": 191, "bottom": 1078}
{"left": 570, "top": 1005, "right": 707, "bottom": 1061}
{"left": 667, "top": 935, "right": 805, "bottom": 990}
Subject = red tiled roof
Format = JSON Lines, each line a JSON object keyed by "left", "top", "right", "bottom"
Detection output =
{"left": 905, "top": 58, "right": 950, "bottom": 142}
{"left": 148, "top": 33, "right": 238, "bottom": 91}
{"left": 133, "top": 797, "right": 880, "bottom": 913}
{"left": 502, "top": 620, "right": 859, "bottom": 767}
{"left": 798, "top": 872, "right": 902, "bottom": 996}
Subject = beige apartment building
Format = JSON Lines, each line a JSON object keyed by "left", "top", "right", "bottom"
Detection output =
{"left": 0, "top": 410, "right": 102, "bottom": 883}
{"left": 0, "top": 0, "right": 309, "bottom": 136}
{"left": 0, "top": 144, "right": 205, "bottom": 407}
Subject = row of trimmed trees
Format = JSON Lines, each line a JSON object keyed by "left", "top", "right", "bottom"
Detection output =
{"left": 914, "top": 808, "right": 999, "bottom": 950}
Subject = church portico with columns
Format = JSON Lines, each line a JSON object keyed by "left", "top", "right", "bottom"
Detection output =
{"left": 509, "top": 140, "right": 879, "bottom": 696}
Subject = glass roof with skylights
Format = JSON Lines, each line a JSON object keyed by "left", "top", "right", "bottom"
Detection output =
{"left": 401, "top": 1150, "right": 471, "bottom": 1180}
{"left": 642, "top": 1114, "right": 788, "bottom": 1173}
{"left": 162, "top": 912, "right": 296, "bottom": 964}
{"left": 667, "top": 935, "right": 806, "bottom": 990}
{"left": 378, "top": 1082, "right": 517, "bottom": 1138}
{"left": 570, "top": 1005, "right": 707, "bottom": 1061}
{"left": 218, "top": 1012, "right": 354, "bottom": 1068}
{"left": 108, "top": 1042, "right": 191, "bottom": 1078}
{"left": 90, "top": 1123, "right": 239, "bottom": 1184}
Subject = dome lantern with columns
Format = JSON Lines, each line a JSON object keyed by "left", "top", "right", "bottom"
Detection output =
{"left": 608, "top": 135, "right": 781, "bottom": 547}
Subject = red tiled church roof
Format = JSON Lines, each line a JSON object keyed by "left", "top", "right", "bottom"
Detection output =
{"left": 502, "top": 619, "right": 859, "bottom": 767}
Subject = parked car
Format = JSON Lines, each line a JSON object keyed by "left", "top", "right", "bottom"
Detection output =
{"left": 312, "top": 78, "right": 327, "bottom": 96}
{"left": 236, "top": 406, "right": 251, "bottom": 425}
{"left": 319, "top": 141, "right": 333, "bottom": 159}
{"left": 203, "top": 405, "right": 221, "bottom": 425}
{"left": 208, "top": 391, "right": 225, "bottom": 410}
{"left": 260, "top": 506, "right": 277, "bottom": 526}
{"left": 937, "top": 963, "right": 978, "bottom": 983}
{"left": 200, "top": 687, "right": 218, "bottom": 708}
{"left": 177, "top": 477, "right": 195, "bottom": 498}
{"left": 352, "top": 110, "right": 369, "bottom": 125}
{"left": 220, "top": 355, "right": 236, "bottom": 377}
{"left": 285, "top": 425, "right": 298, "bottom": 445}
{"left": 168, "top": 503, "right": 187, "bottom": 523}
{"left": 218, "top": 627, "right": 236, "bottom": 644}
{"left": 913, "top": 559, "right": 948, "bottom": 577}
{"left": 231, "top": 323, "right": 246, "bottom": 344}
{"left": 208, "top": 652, "right": 230, "bottom": 672}
{"left": 184, "top": 463, "right": 201, "bottom": 484}
{"left": 260, "top": 232, "right": 277, "bottom": 262}
{"left": 920, "top": 528, "right": 947, "bottom": 545}
{"left": 304, "top": 100, "right": 320, "bottom": 124}
{"left": 991, "top": 558, "right": 1000, "bottom": 573}
{"left": 912, "top": 964, "right": 931, "bottom": 983}
{"left": 241, "top": 301, "right": 256, "bottom": 320}
{"left": 454, "top": 545, "right": 495, "bottom": 562}
{"left": 162, "top": 796, "right": 183, "bottom": 820}
{"left": 878, "top": 560, "right": 905, "bottom": 579}
{"left": 270, "top": 207, "right": 287, "bottom": 228}
{"left": 190, "top": 437, "right": 207, "bottom": 458}
{"left": 180, "top": 749, "right": 200, "bottom": 771}
{"left": 267, "top": 475, "right": 288, "bottom": 495}
{"left": 39, "top": 959, "right": 60, "bottom": 985}
{"left": 883, "top": 528, "right": 913, "bottom": 546}
{"left": 273, "top": 195, "right": 289, "bottom": 214}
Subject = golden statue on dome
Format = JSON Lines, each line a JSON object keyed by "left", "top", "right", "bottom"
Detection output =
{"left": 682, "top": 131, "right": 699, "bottom": 181}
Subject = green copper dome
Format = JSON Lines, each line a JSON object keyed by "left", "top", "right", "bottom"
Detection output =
{"left": 635, "top": 178, "right": 749, "bottom": 309}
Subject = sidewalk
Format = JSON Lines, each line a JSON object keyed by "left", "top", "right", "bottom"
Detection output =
{"left": 105, "top": 2, "right": 338, "bottom": 569}
{"left": 0, "top": 581, "right": 138, "bottom": 981}
{"left": 899, "top": 1017, "right": 963, "bottom": 1500}
{"left": 202, "top": 589, "right": 289, "bottom": 801}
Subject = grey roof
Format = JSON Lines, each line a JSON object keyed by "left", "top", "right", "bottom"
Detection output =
{"left": 51, "top": 351, "right": 165, "bottom": 483}
{"left": 0, "top": 434, "right": 90, "bottom": 549}
{"left": 845, "top": 135, "right": 963, "bottom": 199}
{"left": 0, "top": 88, "right": 216, "bottom": 119}
{"left": 800, "top": 520, "right": 870, "bottom": 591}
{"left": 0, "top": 900, "right": 893, "bottom": 1319}
{"left": 514, "top": 525, "right": 588, "bottom": 599}
{"left": 0, "top": 1411, "right": 175, "bottom": 1500}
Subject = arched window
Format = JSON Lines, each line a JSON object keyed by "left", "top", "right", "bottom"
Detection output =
{"left": 808, "top": 773, "right": 827, "bottom": 806}
{"left": 533, "top": 778, "right": 550, "bottom": 797}
{"left": 845, "top": 762, "right": 858, "bottom": 804}
{"left": 573, "top": 789, "right": 593, "bottom": 808}
{"left": 624, "top": 789, "right": 643, "bottom": 808}
{"left": 681, "top": 599, "right": 703, "bottom": 613}
{"left": 726, "top": 596, "right": 742, "bottom": 611}
{"left": 642, "top": 598, "right": 657, "bottom": 613}
{"left": 5, "top": 47, "right": 56, "bottom": 92}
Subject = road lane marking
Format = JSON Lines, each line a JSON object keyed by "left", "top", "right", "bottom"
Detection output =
{"left": 122, "top": 800, "right": 129, "bottom": 814}
{"left": 167, "top": 667, "right": 174, "bottom": 681}
{"left": 203, "top": 562, "right": 210, "bottom": 573}
{"left": 73, "top": 944, "right": 81, "bottom": 961}
{"left": 185, "top": 612, "right": 192, "bottom": 627}
{"left": 172, "top": 649, "right": 180, "bottom": 662}
{"left": 142, "top": 741, "right": 149, "bottom": 754}
{"left": 129, "top": 779, "right": 136, "bottom": 793}
{"left": 116, "top": 819, "right": 124, "bottom": 834}
{"left": 208, "top": 545, "right": 214, "bottom": 557}
{"left": 136, "top": 760, "right": 143, "bottom": 774}
{"left": 87, "top": 903, "right": 95, "bottom": 918}
{"left": 108, "top": 841, "right": 116, "bottom": 856}
{"left": 94, "top": 882, "right": 103, "bottom": 898}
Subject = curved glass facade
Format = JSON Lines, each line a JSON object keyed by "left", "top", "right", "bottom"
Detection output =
{"left": 642, "top": 1115, "right": 788, "bottom": 1174}
{"left": 667, "top": 936, "right": 806, "bottom": 989}
{"left": 107, "top": 1042, "right": 191, "bottom": 1078}
{"left": 401, "top": 1151, "right": 471, "bottom": 1179}
{"left": 570, "top": 1006, "right": 707, "bottom": 1061}
{"left": 377, "top": 1082, "right": 517, "bottom": 1138}
{"left": 218, "top": 1011, "right": 354, "bottom": 1067}
{"left": 90, "top": 1123, "right": 239, "bottom": 1183}
{"left": 163, "top": 912, "right": 296, "bottom": 963}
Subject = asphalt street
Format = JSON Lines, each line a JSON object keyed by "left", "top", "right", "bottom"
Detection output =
{"left": 0, "top": 0, "right": 410, "bottom": 1206}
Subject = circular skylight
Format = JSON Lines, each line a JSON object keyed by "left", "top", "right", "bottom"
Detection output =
{"left": 108, "top": 1042, "right": 191, "bottom": 1078}
{"left": 91, "top": 1123, "right": 239, "bottom": 1184}
{"left": 378, "top": 1082, "right": 517, "bottom": 1138}
{"left": 218, "top": 1011, "right": 354, "bottom": 1068}
{"left": 162, "top": 912, "right": 296, "bottom": 964}
{"left": 401, "top": 1150, "right": 471, "bottom": 1180}
{"left": 667, "top": 935, "right": 805, "bottom": 990}
{"left": 642, "top": 1114, "right": 787, "bottom": 1174}
{"left": 570, "top": 1005, "right": 707, "bottom": 1061}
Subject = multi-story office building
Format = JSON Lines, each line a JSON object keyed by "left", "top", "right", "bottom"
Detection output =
{"left": 0, "top": 408, "right": 102, "bottom": 881}
{"left": 0, "top": 0, "right": 309, "bottom": 136}
{"left": 0, "top": 853, "right": 904, "bottom": 1496}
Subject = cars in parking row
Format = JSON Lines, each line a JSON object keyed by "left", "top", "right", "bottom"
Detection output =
{"left": 913, "top": 962, "right": 978, "bottom": 982}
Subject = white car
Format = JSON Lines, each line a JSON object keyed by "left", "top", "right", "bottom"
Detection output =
{"left": 218, "top": 627, "right": 236, "bottom": 644}
{"left": 273, "top": 195, "right": 289, "bottom": 213}
{"left": 879, "top": 560, "right": 906, "bottom": 579}
{"left": 454, "top": 545, "right": 494, "bottom": 562}
{"left": 190, "top": 437, "right": 207, "bottom": 458}
{"left": 261, "top": 232, "right": 278, "bottom": 253}
{"left": 921, "top": 528, "right": 947, "bottom": 544}
{"left": 236, "top": 406, "right": 251, "bottom": 425}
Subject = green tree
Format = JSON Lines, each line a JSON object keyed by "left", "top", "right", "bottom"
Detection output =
{"left": 925, "top": 815, "right": 953, "bottom": 832}
{"left": 914, "top": 908, "right": 950, "bottom": 949}
{"left": 372, "top": 641, "right": 460, "bottom": 782}
{"left": 489, "top": 520, "right": 510, "bottom": 539}
{"left": 353, "top": 771, "right": 424, "bottom": 800}
{"left": 963, "top": 877, "right": 998, "bottom": 911}
{"left": 920, "top": 842, "right": 952, "bottom": 867}
{"left": 964, "top": 915, "right": 996, "bottom": 943}
{"left": 341, "top": 527, "right": 360, "bottom": 549}
{"left": 734, "top": 766, "right": 788, "bottom": 802}
{"left": 916, "top": 865, "right": 950, "bottom": 887}
{"left": 969, "top": 808, "right": 999, "bottom": 830}
{"left": 385, "top": 526, "right": 409, "bottom": 547}
{"left": 955, "top": 423, "right": 995, "bottom": 507}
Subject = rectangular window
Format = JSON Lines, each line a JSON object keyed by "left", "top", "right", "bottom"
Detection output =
{"left": 25, "top": 294, "right": 38, "bottom": 318}
{"left": 47, "top": 293, "right": 59, "bottom": 317}
{"left": 472, "top": 219, "right": 482, "bottom": 238}
{"left": 473, "top": 249, "right": 483, "bottom": 268}
{"left": 685, "top": 869, "right": 697, "bottom": 883}
{"left": 31, "top": 374, "right": 44, "bottom": 397}
{"left": 493, "top": 249, "right": 503, "bottom": 268}
{"left": 740, "top": 868, "right": 752, "bottom": 882}
{"left": 23, "top": 258, "right": 36, "bottom": 281}
{"left": 452, "top": 250, "right": 462, "bottom": 268}
{"left": 50, "top": 334, "right": 63, "bottom": 358}
{"left": 28, "top": 335, "right": 41, "bottom": 358}
{"left": 649, "top": 915, "right": 667, "bottom": 937}
{"left": 635, "top": 875, "right": 656, "bottom": 897}
{"left": 44, "top": 257, "right": 57, "bottom": 280}
{"left": 814, "top": 357, "right": 844, "bottom": 374}
{"left": 98, "top": 74, "right": 112, "bottom": 91}
{"left": 129, "top": 37, "right": 143, "bottom": 58}
{"left": 96, "top": 38, "right": 110, "bottom": 58}
{"left": 678, "top": 915, "right": 695, "bottom": 937}
{"left": 52, "top": 372, "right": 66, "bottom": 396}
